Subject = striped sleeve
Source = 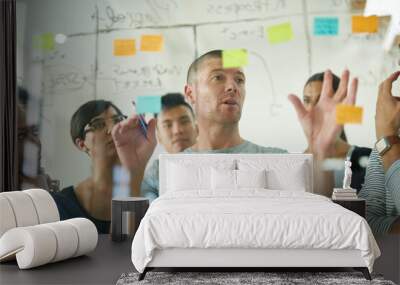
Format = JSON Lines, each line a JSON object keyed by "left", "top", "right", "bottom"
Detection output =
{"left": 358, "top": 149, "right": 399, "bottom": 235}
{"left": 386, "top": 159, "right": 400, "bottom": 212}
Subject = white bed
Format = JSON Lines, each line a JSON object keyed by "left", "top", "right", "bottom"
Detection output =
{"left": 131, "top": 154, "right": 380, "bottom": 280}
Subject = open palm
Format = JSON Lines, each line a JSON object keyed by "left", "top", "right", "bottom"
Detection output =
{"left": 289, "top": 70, "right": 358, "bottom": 159}
{"left": 112, "top": 116, "right": 157, "bottom": 172}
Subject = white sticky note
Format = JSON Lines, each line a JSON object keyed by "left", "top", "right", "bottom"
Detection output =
{"left": 364, "top": 0, "right": 400, "bottom": 50}
{"left": 383, "top": 14, "right": 400, "bottom": 51}
{"left": 55, "top": 34, "right": 67, "bottom": 44}
{"left": 364, "top": 0, "right": 399, "bottom": 16}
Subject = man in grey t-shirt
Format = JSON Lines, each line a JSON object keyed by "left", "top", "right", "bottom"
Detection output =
{"left": 113, "top": 50, "right": 359, "bottom": 199}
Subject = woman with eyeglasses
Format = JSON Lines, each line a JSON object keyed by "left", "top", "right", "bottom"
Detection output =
{"left": 51, "top": 100, "right": 136, "bottom": 234}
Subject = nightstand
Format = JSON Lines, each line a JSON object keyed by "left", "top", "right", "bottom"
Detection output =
{"left": 111, "top": 197, "right": 149, "bottom": 242}
{"left": 332, "top": 198, "right": 366, "bottom": 218}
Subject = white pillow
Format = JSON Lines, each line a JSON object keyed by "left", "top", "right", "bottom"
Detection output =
{"left": 211, "top": 168, "right": 236, "bottom": 190}
{"left": 236, "top": 169, "right": 267, "bottom": 189}
{"left": 167, "top": 162, "right": 210, "bottom": 191}
{"left": 266, "top": 162, "right": 307, "bottom": 191}
{"left": 238, "top": 159, "right": 308, "bottom": 191}
{"left": 211, "top": 169, "right": 267, "bottom": 190}
{"left": 166, "top": 159, "right": 236, "bottom": 192}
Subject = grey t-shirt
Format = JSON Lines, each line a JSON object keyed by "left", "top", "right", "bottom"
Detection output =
{"left": 140, "top": 140, "right": 287, "bottom": 201}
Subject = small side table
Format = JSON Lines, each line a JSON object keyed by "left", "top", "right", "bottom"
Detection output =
{"left": 111, "top": 197, "right": 149, "bottom": 242}
{"left": 332, "top": 198, "right": 366, "bottom": 218}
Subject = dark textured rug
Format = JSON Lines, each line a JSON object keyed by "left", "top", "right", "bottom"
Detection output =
{"left": 116, "top": 271, "right": 396, "bottom": 285}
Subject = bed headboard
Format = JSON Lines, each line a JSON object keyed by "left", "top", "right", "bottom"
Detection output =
{"left": 159, "top": 153, "right": 313, "bottom": 196}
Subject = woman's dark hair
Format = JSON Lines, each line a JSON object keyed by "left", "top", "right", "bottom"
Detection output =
{"left": 70, "top": 100, "right": 123, "bottom": 144}
{"left": 305, "top": 72, "right": 347, "bottom": 142}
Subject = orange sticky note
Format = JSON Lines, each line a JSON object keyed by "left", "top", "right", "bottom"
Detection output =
{"left": 113, "top": 39, "right": 136, "bottom": 56}
{"left": 336, "top": 104, "right": 363, "bottom": 124}
{"left": 352, "top": 16, "right": 378, "bottom": 33}
{"left": 140, "top": 35, "right": 163, "bottom": 52}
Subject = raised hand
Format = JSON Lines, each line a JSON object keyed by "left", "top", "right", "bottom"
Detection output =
{"left": 289, "top": 70, "right": 358, "bottom": 160}
{"left": 375, "top": 70, "right": 400, "bottom": 140}
{"left": 375, "top": 71, "right": 400, "bottom": 171}
{"left": 112, "top": 115, "right": 157, "bottom": 172}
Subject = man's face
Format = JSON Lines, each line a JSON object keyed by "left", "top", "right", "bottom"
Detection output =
{"left": 303, "top": 80, "right": 323, "bottom": 111}
{"left": 187, "top": 57, "right": 246, "bottom": 124}
{"left": 80, "top": 106, "right": 124, "bottom": 160}
{"left": 157, "top": 105, "right": 197, "bottom": 153}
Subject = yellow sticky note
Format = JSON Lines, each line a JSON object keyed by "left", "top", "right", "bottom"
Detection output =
{"left": 222, "top": 49, "right": 248, "bottom": 68}
{"left": 266, "top": 22, "right": 293, "bottom": 44}
{"left": 352, "top": 15, "right": 378, "bottom": 33}
{"left": 336, "top": 104, "right": 363, "bottom": 124}
{"left": 140, "top": 35, "right": 164, "bottom": 52}
{"left": 114, "top": 39, "right": 136, "bottom": 56}
{"left": 33, "top": 33, "right": 55, "bottom": 51}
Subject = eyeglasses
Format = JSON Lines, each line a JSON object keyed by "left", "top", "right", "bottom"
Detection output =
{"left": 83, "top": 115, "right": 127, "bottom": 137}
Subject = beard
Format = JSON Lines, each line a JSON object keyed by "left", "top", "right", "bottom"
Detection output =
{"left": 195, "top": 100, "right": 242, "bottom": 125}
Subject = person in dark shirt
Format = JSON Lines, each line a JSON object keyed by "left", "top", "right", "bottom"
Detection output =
{"left": 51, "top": 100, "right": 131, "bottom": 233}
{"left": 303, "top": 72, "right": 372, "bottom": 191}
{"left": 51, "top": 186, "right": 110, "bottom": 233}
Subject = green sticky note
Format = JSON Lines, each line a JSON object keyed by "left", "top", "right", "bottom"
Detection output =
{"left": 222, "top": 49, "right": 248, "bottom": 68}
{"left": 136, "top": 95, "right": 161, "bottom": 114}
{"left": 41, "top": 33, "right": 55, "bottom": 50}
{"left": 266, "top": 23, "right": 293, "bottom": 44}
{"left": 33, "top": 33, "right": 55, "bottom": 51}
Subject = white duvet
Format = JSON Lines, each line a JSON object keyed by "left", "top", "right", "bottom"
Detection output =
{"left": 131, "top": 190, "right": 380, "bottom": 273}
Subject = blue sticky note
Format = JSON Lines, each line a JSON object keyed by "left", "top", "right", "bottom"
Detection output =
{"left": 314, "top": 17, "right": 339, "bottom": 36}
{"left": 136, "top": 95, "right": 161, "bottom": 114}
